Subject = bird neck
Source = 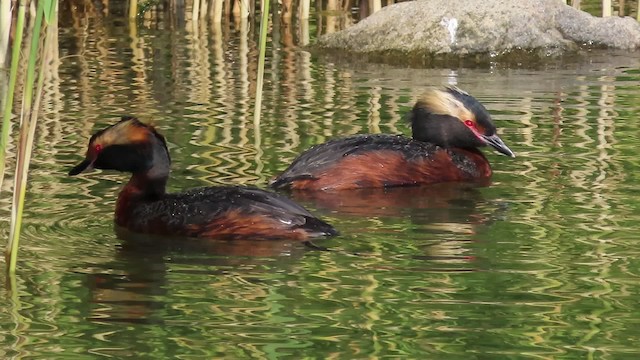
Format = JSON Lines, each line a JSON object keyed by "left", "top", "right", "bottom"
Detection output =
{"left": 126, "top": 173, "right": 168, "bottom": 199}
{"left": 126, "top": 136, "right": 171, "bottom": 199}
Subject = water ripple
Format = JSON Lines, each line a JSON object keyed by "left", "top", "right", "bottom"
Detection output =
{"left": 4, "top": 7, "right": 640, "bottom": 359}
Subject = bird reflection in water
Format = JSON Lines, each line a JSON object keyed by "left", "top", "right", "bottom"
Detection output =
{"left": 286, "top": 180, "right": 500, "bottom": 268}
{"left": 85, "top": 230, "right": 315, "bottom": 324}
{"left": 287, "top": 181, "right": 490, "bottom": 220}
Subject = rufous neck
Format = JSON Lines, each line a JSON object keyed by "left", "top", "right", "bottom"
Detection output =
{"left": 126, "top": 173, "right": 168, "bottom": 199}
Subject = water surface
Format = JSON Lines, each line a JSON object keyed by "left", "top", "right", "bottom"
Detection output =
{"left": 2, "top": 2, "right": 640, "bottom": 359}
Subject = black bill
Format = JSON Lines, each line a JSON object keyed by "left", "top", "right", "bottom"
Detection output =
{"left": 481, "top": 134, "right": 515, "bottom": 158}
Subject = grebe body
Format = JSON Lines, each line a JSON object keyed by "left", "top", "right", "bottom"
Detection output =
{"left": 69, "top": 117, "right": 337, "bottom": 240}
{"left": 270, "top": 87, "right": 514, "bottom": 191}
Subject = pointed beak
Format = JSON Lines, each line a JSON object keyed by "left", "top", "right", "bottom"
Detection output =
{"left": 481, "top": 134, "right": 515, "bottom": 158}
{"left": 68, "top": 158, "right": 94, "bottom": 176}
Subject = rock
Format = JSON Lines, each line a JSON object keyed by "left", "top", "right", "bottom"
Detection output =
{"left": 315, "top": 0, "right": 640, "bottom": 66}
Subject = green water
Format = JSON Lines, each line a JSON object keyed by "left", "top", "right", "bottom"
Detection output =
{"left": 3, "top": 2, "right": 640, "bottom": 359}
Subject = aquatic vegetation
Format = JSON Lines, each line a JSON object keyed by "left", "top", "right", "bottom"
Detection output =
{"left": 1, "top": 0, "right": 58, "bottom": 273}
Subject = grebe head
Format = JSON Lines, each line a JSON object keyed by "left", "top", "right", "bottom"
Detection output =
{"left": 68, "top": 116, "right": 170, "bottom": 176}
{"left": 408, "top": 87, "right": 515, "bottom": 157}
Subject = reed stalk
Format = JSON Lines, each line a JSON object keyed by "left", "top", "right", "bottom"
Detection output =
{"left": 6, "top": 0, "right": 57, "bottom": 274}
{"left": 242, "top": 0, "right": 250, "bottom": 17}
{"left": 0, "top": 1, "right": 27, "bottom": 199}
{"left": 129, "top": 0, "right": 138, "bottom": 19}
{"left": 369, "top": 0, "right": 381, "bottom": 14}
{"left": 299, "top": 0, "right": 310, "bottom": 19}
{"left": 212, "top": 0, "right": 223, "bottom": 22}
{"left": 252, "top": 0, "right": 270, "bottom": 181}
{"left": 253, "top": 0, "right": 270, "bottom": 125}
{"left": 200, "top": 0, "right": 208, "bottom": 18}
{"left": 7, "top": 0, "right": 45, "bottom": 272}
{"left": 192, "top": 0, "right": 200, "bottom": 27}
{"left": 602, "top": 0, "right": 612, "bottom": 16}
{"left": 0, "top": 0, "right": 11, "bottom": 66}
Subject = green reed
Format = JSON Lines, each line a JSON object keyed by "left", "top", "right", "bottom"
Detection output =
{"left": 3, "top": 0, "right": 58, "bottom": 274}
{"left": 0, "top": 1, "right": 26, "bottom": 197}
{"left": 253, "top": 0, "right": 271, "bottom": 124}
{"left": 252, "top": 0, "right": 271, "bottom": 181}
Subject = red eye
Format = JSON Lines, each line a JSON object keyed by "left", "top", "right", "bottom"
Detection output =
{"left": 94, "top": 144, "right": 103, "bottom": 153}
{"left": 464, "top": 120, "right": 475, "bottom": 128}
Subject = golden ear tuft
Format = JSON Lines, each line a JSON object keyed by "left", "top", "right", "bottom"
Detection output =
{"left": 94, "top": 117, "right": 152, "bottom": 146}
{"left": 126, "top": 122, "right": 152, "bottom": 143}
{"left": 417, "top": 88, "right": 475, "bottom": 123}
